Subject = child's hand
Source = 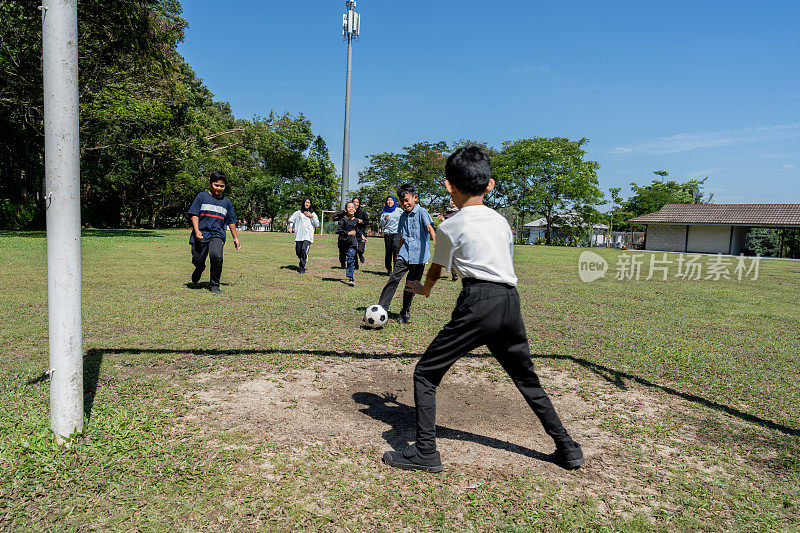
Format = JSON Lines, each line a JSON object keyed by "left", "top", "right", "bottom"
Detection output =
{"left": 404, "top": 280, "right": 427, "bottom": 297}
{"left": 233, "top": 238, "right": 241, "bottom": 250}
{"left": 348, "top": 230, "right": 356, "bottom": 236}
{"left": 194, "top": 230, "right": 204, "bottom": 241}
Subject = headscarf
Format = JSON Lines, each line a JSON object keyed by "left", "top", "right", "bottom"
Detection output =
{"left": 382, "top": 195, "right": 398, "bottom": 214}
{"left": 300, "top": 197, "right": 314, "bottom": 214}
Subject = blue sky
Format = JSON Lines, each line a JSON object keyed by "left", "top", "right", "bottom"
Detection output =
{"left": 178, "top": 1, "right": 800, "bottom": 205}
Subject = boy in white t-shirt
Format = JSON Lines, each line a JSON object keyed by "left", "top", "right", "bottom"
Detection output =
{"left": 382, "top": 146, "right": 584, "bottom": 473}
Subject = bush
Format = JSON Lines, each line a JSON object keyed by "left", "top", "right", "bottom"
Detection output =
{"left": 0, "top": 199, "right": 38, "bottom": 229}
{"left": 745, "top": 228, "right": 779, "bottom": 256}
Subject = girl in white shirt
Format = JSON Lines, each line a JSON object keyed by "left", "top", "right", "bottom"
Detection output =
{"left": 287, "top": 198, "right": 320, "bottom": 273}
{"left": 379, "top": 195, "right": 403, "bottom": 273}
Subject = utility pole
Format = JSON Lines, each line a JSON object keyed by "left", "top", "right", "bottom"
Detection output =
{"left": 340, "top": 0, "right": 360, "bottom": 210}
{"left": 41, "top": 0, "right": 84, "bottom": 443}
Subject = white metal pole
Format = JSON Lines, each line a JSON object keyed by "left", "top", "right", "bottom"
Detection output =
{"left": 340, "top": 20, "right": 353, "bottom": 210}
{"left": 42, "top": 0, "right": 84, "bottom": 443}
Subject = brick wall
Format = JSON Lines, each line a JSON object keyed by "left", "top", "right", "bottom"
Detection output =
{"left": 645, "top": 224, "right": 686, "bottom": 252}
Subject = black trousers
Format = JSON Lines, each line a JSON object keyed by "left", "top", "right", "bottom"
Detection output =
{"left": 378, "top": 258, "right": 424, "bottom": 315}
{"left": 413, "top": 279, "right": 571, "bottom": 454}
{"left": 383, "top": 233, "right": 401, "bottom": 272}
{"left": 295, "top": 240, "right": 311, "bottom": 270}
{"left": 191, "top": 238, "right": 224, "bottom": 287}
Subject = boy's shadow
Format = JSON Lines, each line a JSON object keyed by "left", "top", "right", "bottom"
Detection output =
{"left": 352, "top": 392, "right": 555, "bottom": 464}
{"left": 361, "top": 269, "right": 389, "bottom": 277}
{"left": 279, "top": 265, "right": 301, "bottom": 272}
{"left": 184, "top": 282, "right": 229, "bottom": 290}
{"left": 321, "top": 277, "right": 351, "bottom": 285}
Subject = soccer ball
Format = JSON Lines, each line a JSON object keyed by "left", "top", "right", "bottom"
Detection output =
{"left": 363, "top": 305, "right": 388, "bottom": 329}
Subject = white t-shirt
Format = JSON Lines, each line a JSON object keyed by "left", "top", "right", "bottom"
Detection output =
{"left": 431, "top": 204, "right": 518, "bottom": 286}
{"left": 288, "top": 210, "right": 319, "bottom": 243}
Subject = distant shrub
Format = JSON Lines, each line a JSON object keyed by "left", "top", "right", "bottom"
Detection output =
{"left": 745, "top": 228, "right": 779, "bottom": 256}
{"left": 0, "top": 199, "right": 38, "bottom": 229}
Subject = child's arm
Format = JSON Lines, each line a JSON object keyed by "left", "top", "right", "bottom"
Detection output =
{"left": 310, "top": 212, "right": 320, "bottom": 228}
{"left": 228, "top": 223, "right": 242, "bottom": 250}
{"left": 426, "top": 223, "right": 436, "bottom": 245}
{"left": 191, "top": 215, "right": 203, "bottom": 241}
{"left": 405, "top": 263, "right": 442, "bottom": 297}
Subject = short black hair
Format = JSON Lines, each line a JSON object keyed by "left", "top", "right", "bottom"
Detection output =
{"left": 445, "top": 146, "right": 491, "bottom": 195}
{"left": 396, "top": 183, "right": 417, "bottom": 199}
{"left": 209, "top": 170, "right": 228, "bottom": 185}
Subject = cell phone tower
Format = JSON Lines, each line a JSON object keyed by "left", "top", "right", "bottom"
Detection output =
{"left": 339, "top": 0, "right": 360, "bottom": 210}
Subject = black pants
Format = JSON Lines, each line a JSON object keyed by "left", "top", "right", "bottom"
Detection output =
{"left": 378, "top": 258, "right": 424, "bottom": 315}
{"left": 383, "top": 233, "right": 401, "bottom": 272}
{"left": 413, "top": 279, "right": 571, "bottom": 454}
{"left": 295, "top": 240, "right": 311, "bottom": 271}
{"left": 191, "top": 238, "right": 224, "bottom": 287}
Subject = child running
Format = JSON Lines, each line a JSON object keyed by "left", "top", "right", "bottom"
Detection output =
{"left": 337, "top": 201, "right": 366, "bottom": 286}
{"left": 188, "top": 171, "right": 241, "bottom": 293}
{"left": 379, "top": 195, "right": 402, "bottom": 274}
{"left": 287, "top": 197, "right": 319, "bottom": 274}
{"left": 382, "top": 146, "right": 584, "bottom": 472}
{"left": 377, "top": 184, "right": 436, "bottom": 324}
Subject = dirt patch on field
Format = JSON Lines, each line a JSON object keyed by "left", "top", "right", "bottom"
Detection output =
{"left": 188, "top": 355, "right": 746, "bottom": 478}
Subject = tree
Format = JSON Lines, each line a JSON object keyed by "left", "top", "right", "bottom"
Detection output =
{"left": 493, "top": 137, "right": 603, "bottom": 245}
{"left": 622, "top": 172, "right": 713, "bottom": 231}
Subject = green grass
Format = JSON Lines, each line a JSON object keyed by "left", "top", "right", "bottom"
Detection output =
{"left": 1, "top": 229, "right": 798, "bottom": 531}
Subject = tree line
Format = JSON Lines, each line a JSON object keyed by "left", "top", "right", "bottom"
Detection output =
{"left": 1, "top": 0, "right": 713, "bottom": 238}
{"left": 355, "top": 141, "right": 713, "bottom": 244}
{"left": 0, "top": 0, "right": 339, "bottom": 229}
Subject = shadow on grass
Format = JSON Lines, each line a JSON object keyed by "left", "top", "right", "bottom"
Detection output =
{"left": 545, "top": 353, "right": 800, "bottom": 437}
{"left": 321, "top": 277, "right": 352, "bottom": 285}
{"left": 0, "top": 230, "right": 46, "bottom": 238}
{"left": 33, "top": 347, "right": 800, "bottom": 438}
{"left": 361, "top": 269, "right": 389, "bottom": 277}
{"left": 82, "top": 229, "right": 164, "bottom": 238}
{"left": 352, "top": 392, "right": 556, "bottom": 463}
{"left": 25, "top": 350, "right": 103, "bottom": 420}
{"left": 184, "top": 282, "right": 229, "bottom": 290}
{"left": 279, "top": 265, "right": 302, "bottom": 272}
{"left": 0, "top": 229, "right": 165, "bottom": 238}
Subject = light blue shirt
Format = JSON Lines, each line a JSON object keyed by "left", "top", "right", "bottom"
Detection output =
{"left": 380, "top": 208, "right": 402, "bottom": 234}
{"left": 398, "top": 205, "right": 434, "bottom": 264}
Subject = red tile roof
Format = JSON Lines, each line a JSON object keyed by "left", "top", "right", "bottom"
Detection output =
{"left": 629, "top": 204, "right": 800, "bottom": 226}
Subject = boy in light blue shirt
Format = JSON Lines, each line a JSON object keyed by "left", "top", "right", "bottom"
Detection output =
{"left": 377, "top": 184, "right": 436, "bottom": 324}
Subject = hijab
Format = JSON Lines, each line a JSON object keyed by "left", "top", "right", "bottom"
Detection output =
{"left": 382, "top": 195, "right": 398, "bottom": 214}
{"left": 300, "top": 197, "right": 314, "bottom": 214}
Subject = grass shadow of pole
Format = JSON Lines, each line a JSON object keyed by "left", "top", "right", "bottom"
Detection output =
{"left": 83, "top": 349, "right": 103, "bottom": 420}
{"left": 81, "top": 348, "right": 800, "bottom": 437}
{"left": 536, "top": 352, "right": 800, "bottom": 437}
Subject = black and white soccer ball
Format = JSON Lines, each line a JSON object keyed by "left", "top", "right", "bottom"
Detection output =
{"left": 363, "top": 304, "right": 388, "bottom": 329}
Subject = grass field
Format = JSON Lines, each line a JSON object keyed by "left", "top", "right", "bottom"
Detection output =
{"left": 1, "top": 228, "right": 798, "bottom": 531}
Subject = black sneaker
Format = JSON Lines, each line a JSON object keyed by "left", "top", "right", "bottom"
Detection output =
{"left": 348, "top": 278, "right": 355, "bottom": 286}
{"left": 554, "top": 440, "right": 584, "bottom": 469}
{"left": 382, "top": 444, "right": 443, "bottom": 473}
{"left": 191, "top": 267, "right": 202, "bottom": 284}
{"left": 209, "top": 285, "right": 222, "bottom": 294}
{"left": 396, "top": 313, "right": 410, "bottom": 324}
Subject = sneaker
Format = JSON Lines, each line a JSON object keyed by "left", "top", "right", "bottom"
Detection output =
{"left": 191, "top": 267, "right": 202, "bottom": 284}
{"left": 299, "top": 268, "right": 306, "bottom": 274}
{"left": 348, "top": 278, "right": 355, "bottom": 286}
{"left": 396, "top": 312, "right": 410, "bottom": 324}
{"left": 209, "top": 285, "right": 222, "bottom": 294}
{"left": 382, "top": 444, "right": 443, "bottom": 473}
{"left": 554, "top": 440, "right": 584, "bottom": 469}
